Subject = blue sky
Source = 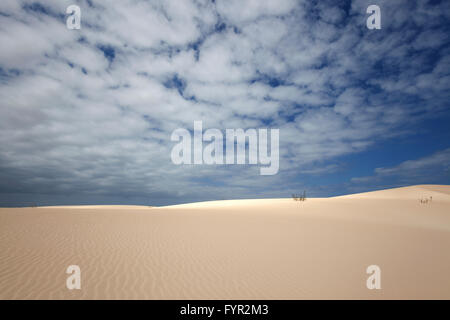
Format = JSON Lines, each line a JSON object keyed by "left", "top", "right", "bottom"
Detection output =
{"left": 0, "top": 0, "right": 449, "bottom": 206}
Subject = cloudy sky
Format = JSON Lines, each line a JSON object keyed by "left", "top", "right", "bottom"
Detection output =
{"left": 0, "top": 0, "right": 449, "bottom": 206}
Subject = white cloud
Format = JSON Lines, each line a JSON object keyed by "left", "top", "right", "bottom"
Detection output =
{"left": 352, "top": 148, "right": 450, "bottom": 184}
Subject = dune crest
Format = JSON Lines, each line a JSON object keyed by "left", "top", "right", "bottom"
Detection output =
{"left": 37, "top": 205, "right": 152, "bottom": 209}
{"left": 334, "top": 185, "right": 450, "bottom": 200}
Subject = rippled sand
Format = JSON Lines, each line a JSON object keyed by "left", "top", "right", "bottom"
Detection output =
{"left": 1, "top": 185, "right": 449, "bottom": 299}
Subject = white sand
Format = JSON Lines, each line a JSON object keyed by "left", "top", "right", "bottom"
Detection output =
{"left": 0, "top": 185, "right": 449, "bottom": 299}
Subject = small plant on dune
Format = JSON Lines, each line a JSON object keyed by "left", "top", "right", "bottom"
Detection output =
{"left": 292, "top": 190, "right": 307, "bottom": 202}
{"left": 419, "top": 196, "right": 432, "bottom": 204}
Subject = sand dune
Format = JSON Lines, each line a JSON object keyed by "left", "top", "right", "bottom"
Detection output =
{"left": 335, "top": 185, "right": 450, "bottom": 200}
{"left": 37, "top": 205, "right": 152, "bottom": 209}
{"left": 1, "top": 185, "right": 449, "bottom": 299}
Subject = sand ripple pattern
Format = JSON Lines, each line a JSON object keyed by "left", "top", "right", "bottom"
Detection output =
{"left": 1, "top": 185, "right": 450, "bottom": 299}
